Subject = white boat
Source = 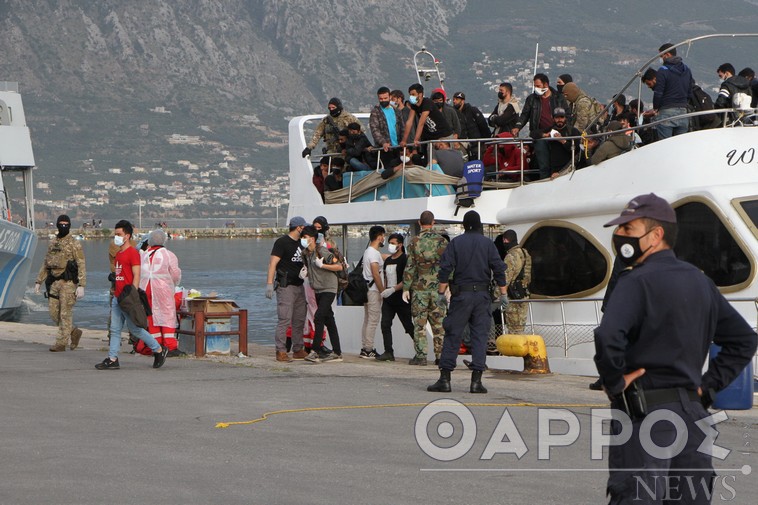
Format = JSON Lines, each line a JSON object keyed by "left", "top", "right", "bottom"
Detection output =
{"left": 0, "top": 82, "right": 38, "bottom": 319}
{"left": 286, "top": 37, "right": 758, "bottom": 376}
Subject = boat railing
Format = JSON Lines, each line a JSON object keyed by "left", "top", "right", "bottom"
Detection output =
{"left": 509, "top": 297, "right": 758, "bottom": 369}
{"left": 311, "top": 106, "right": 755, "bottom": 203}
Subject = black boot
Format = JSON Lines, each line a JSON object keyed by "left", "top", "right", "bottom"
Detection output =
{"left": 427, "top": 369, "right": 452, "bottom": 392}
{"left": 470, "top": 370, "right": 487, "bottom": 394}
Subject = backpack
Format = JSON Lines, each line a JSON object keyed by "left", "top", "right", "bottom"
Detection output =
{"left": 343, "top": 257, "right": 370, "bottom": 306}
{"left": 689, "top": 85, "right": 718, "bottom": 130}
{"left": 330, "top": 244, "right": 349, "bottom": 292}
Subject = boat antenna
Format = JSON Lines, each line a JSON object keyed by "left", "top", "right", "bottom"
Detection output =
{"left": 532, "top": 42, "right": 539, "bottom": 93}
{"left": 414, "top": 47, "right": 445, "bottom": 90}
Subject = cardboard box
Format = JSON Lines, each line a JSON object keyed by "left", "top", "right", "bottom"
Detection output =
{"left": 185, "top": 297, "right": 239, "bottom": 314}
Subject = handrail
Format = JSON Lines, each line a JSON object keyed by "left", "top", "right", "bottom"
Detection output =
{"left": 585, "top": 33, "right": 758, "bottom": 132}
{"left": 306, "top": 106, "right": 756, "bottom": 202}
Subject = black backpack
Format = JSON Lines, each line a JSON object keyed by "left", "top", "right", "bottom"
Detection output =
{"left": 343, "top": 257, "right": 370, "bottom": 306}
{"left": 689, "top": 85, "right": 719, "bottom": 130}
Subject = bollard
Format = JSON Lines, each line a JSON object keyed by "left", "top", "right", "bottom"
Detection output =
{"left": 495, "top": 334, "right": 551, "bottom": 374}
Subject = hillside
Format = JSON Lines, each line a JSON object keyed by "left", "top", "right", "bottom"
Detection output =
{"left": 0, "top": 0, "right": 755, "bottom": 223}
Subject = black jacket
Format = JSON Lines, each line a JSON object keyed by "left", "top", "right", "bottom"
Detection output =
{"left": 594, "top": 250, "right": 757, "bottom": 396}
{"left": 714, "top": 75, "right": 753, "bottom": 109}
{"left": 117, "top": 284, "right": 149, "bottom": 330}
{"left": 516, "top": 88, "right": 570, "bottom": 138}
{"left": 457, "top": 103, "right": 490, "bottom": 140}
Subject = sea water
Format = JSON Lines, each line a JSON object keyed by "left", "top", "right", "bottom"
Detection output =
{"left": 20, "top": 237, "right": 370, "bottom": 346}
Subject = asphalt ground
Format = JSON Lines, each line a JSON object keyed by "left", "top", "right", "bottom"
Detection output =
{"left": 0, "top": 322, "right": 755, "bottom": 505}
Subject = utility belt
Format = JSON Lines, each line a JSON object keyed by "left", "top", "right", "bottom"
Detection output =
{"left": 449, "top": 283, "right": 490, "bottom": 296}
{"left": 612, "top": 385, "right": 701, "bottom": 420}
{"left": 45, "top": 261, "right": 79, "bottom": 299}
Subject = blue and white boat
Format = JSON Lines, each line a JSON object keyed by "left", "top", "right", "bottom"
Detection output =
{"left": 0, "top": 82, "right": 38, "bottom": 320}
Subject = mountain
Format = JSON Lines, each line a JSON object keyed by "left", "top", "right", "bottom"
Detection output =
{"left": 0, "top": 0, "right": 755, "bottom": 223}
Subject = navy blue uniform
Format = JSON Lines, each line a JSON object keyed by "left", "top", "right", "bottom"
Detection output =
{"left": 594, "top": 250, "right": 757, "bottom": 504}
{"left": 438, "top": 231, "right": 506, "bottom": 371}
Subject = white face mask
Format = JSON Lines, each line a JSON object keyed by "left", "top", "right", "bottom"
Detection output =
{"left": 388, "top": 244, "right": 398, "bottom": 254}
{"left": 114, "top": 235, "right": 125, "bottom": 247}
{"left": 300, "top": 238, "right": 309, "bottom": 248}
{"left": 534, "top": 87, "right": 548, "bottom": 96}
{"left": 409, "top": 95, "right": 418, "bottom": 105}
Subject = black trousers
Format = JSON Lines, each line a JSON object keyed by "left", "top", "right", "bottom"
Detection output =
{"left": 313, "top": 291, "right": 341, "bottom": 355}
{"left": 607, "top": 390, "right": 715, "bottom": 504}
{"left": 439, "top": 291, "right": 491, "bottom": 371}
{"left": 380, "top": 297, "right": 414, "bottom": 354}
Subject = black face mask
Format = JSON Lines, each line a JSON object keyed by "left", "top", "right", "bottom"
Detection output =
{"left": 435, "top": 102, "right": 444, "bottom": 110}
{"left": 557, "top": 84, "right": 564, "bottom": 94}
{"left": 56, "top": 223, "right": 70, "bottom": 238}
{"left": 497, "top": 92, "right": 506, "bottom": 100}
{"left": 612, "top": 229, "right": 654, "bottom": 266}
{"left": 379, "top": 100, "right": 390, "bottom": 108}
{"left": 329, "top": 108, "right": 342, "bottom": 117}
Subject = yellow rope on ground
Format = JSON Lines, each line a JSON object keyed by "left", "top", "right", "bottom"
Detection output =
{"left": 215, "top": 402, "right": 606, "bottom": 429}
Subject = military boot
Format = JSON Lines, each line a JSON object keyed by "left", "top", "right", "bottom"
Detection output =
{"left": 470, "top": 370, "right": 487, "bottom": 394}
{"left": 427, "top": 369, "right": 452, "bottom": 392}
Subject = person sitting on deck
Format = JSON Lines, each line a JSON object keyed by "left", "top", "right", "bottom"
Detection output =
{"left": 324, "top": 157, "right": 345, "bottom": 192}
{"left": 433, "top": 141, "right": 465, "bottom": 178}
{"left": 590, "top": 121, "right": 633, "bottom": 165}
{"left": 344, "top": 122, "right": 375, "bottom": 172}
{"left": 312, "top": 156, "right": 330, "bottom": 200}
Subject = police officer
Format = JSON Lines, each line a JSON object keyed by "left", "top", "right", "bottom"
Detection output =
{"left": 402, "top": 210, "right": 448, "bottom": 365}
{"left": 428, "top": 211, "right": 508, "bottom": 393}
{"left": 594, "top": 193, "right": 757, "bottom": 504}
{"left": 34, "top": 214, "right": 86, "bottom": 352}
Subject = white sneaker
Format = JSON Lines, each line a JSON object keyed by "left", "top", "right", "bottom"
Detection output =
{"left": 329, "top": 354, "right": 343, "bottom": 363}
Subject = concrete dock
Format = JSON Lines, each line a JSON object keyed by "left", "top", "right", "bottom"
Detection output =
{"left": 0, "top": 322, "right": 755, "bottom": 505}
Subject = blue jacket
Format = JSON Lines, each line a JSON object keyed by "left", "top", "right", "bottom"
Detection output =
{"left": 653, "top": 56, "right": 693, "bottom": 110}
{"left": 594, "top": 249, "right": 757, "bottom": 396}
{"left": 438, "top": 230, "right": 506, "bottom": 288}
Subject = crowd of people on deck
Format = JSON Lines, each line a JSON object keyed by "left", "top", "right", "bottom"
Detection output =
{"left": 309, "top": 43, "right": 757, "bottom": 197}
{"left": 266, "top": 214, "right": 531, "bottom": 366}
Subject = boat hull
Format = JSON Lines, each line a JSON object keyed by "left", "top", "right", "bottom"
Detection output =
{"left": 0, "top": 222, "right": 37, "bottom": 320}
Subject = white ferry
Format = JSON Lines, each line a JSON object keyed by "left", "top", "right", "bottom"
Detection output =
{"left": 0, "top": 82, "right": 37, "bottom": 319}
{"left": 286, "top": 37, "right": 758, "bottom": 377}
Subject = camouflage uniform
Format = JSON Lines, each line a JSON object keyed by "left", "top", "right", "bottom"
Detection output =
{"left": 403, "top": 229, "right": 448, "bottom": 358}
{"left": 35, "top": 234, "right": 86, "bottom": 348}
{"left": 307, "top": 111, "right": 362, "bottom": 155}
{"left": 504, "top": 245, "right": 531, "bottom": 333}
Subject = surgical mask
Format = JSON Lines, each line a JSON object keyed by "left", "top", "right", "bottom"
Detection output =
{"left": 409, "top": 95, "right": 418, "bottom": 105}
{"left": 390, "top": 100, "right": 398, "bottom": 108}
{"left": 612, "top": 230, "right": 654, "bottom": 266}
{"left": 388, "top": 244, "right": 398, "bottom": 254}
{"left": 113, "top": 235, "right": 125, "bottom": 247}
{"left": 497, "top": 91, "right": 505, "bottom": 100}
{"left": 534, "top": 87, "right": 548, "bottom": 96}
{"left": 56, "top": 223, "right": 70, "bottom": 238}
{"left": 379, "top": 100, "right": 390, "bottom": 108}
{"left": 300, "top": 238, "right": 310, "bottom": 248}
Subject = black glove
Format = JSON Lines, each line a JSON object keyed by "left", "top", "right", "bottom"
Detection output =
{"left": 302, "top": 147, "right": 312, "bottom": 158}
{"left": 700, "top": 388, "right": 716, "bottom": 409}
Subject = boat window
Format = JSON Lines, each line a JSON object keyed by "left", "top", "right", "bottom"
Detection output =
{"left": 522, "top": 224, "right": 608, "bottom": 297}
{"left": 674, "top": 201, "right": 751, "bottom": 287}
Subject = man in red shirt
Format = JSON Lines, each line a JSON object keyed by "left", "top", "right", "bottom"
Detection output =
{"left": 96, "top": 220, "right": 168, "bottom": 370}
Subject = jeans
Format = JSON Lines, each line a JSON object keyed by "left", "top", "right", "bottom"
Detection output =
{"left": 534, "top": 138, "right": 551, "bottom": 179}
{"left": 349, "top": 158, "right": 371, "bottom": 171}
{"left": 313, "top": 291, "right": 341, "bottom": 355}
{"left": 109, "top": 296, "right": 160, "bottom": 359}
{"left": 655, "top": 107, "right": 689, "bottom": 139}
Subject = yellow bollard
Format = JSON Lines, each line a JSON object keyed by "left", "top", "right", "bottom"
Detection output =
{"left": 495, "top": 334, "right": 551, "bottom": 374}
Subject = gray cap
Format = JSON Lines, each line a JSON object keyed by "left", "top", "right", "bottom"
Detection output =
{"left": 289, "top": 216, "right": 307, "bottom": 227}
{"left": 553, "top": 107, "right": 567, "bottom": 117}
{"left": 604, "top": 193, "right": 677, "bottom": 227}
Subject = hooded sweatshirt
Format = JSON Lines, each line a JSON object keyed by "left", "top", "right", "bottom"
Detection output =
{"left": 653, "top": 56, "right": 693, "bottom": 110}
{"left": 715, "top": 75, "right": 753, "bottom": 110}
{"left": 591, "top": 130, "right": 634, "bottom": 165}
{"left": 562, "top": 82, "right": 595, "bottom": 132}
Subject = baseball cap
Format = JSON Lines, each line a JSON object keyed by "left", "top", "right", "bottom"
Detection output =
{"left": 453, "top": 91, "right": 465, "bottom": 100}
{"left": 289, "top": 216, "right": 307, "bottom": 227}
{"left": 553, "top": 107, "right": 567, "bottom": 117}
{"left": 604, "top": 193, "right": 677, "bottom": 227}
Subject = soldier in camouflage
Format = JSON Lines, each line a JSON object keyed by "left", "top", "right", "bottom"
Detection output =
{"left": 34, "top": 215, "right": 86, "bottom": 352}
{"left": 502, "top": 229, "right": 531, "bottom": 333}
{"left": 402, "top": 211, "right": 448, "bottom": 365}
{"left": 301, "top": 97, "right": 362, "bottom": 157}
